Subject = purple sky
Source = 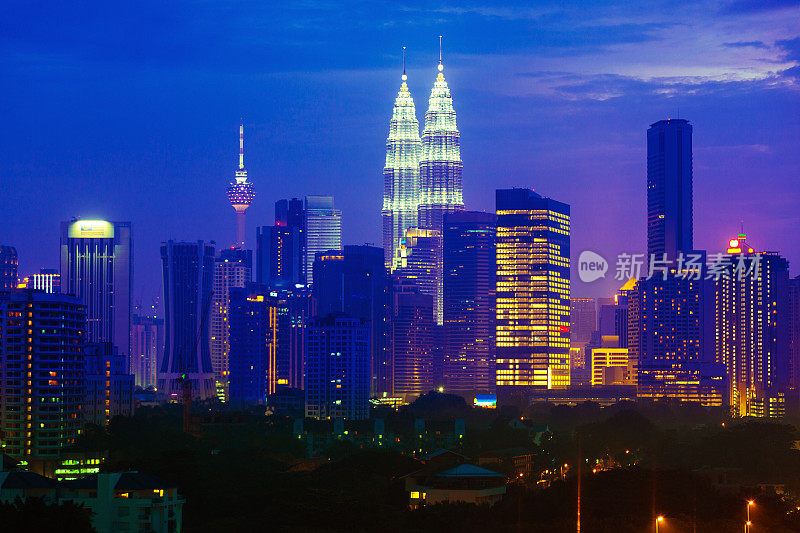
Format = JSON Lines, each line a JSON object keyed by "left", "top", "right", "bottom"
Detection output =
{"left": 1, "top": 0, "right": 799, "bottom": 303}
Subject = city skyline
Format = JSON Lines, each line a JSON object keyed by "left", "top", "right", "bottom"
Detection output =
{"left": 3, "top": 1, "right": 799, "bottom": 305}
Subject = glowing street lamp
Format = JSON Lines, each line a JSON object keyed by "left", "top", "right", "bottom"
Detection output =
{"left": 746, "top": 500, "right": 754, "bottom": 532}
{"left": 655, "top": 515, "right": 664, "bottom": 533}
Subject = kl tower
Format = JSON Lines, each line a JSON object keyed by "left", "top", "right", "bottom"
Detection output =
{"left": 226, "top": 121, "right": 256, "bottom": 249}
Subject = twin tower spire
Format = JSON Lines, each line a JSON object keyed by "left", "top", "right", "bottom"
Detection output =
{"left": 382, "top": 37, "right": 464, "bottom": 269}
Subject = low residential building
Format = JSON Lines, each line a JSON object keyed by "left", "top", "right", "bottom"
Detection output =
{"left": 404, "top": 463, "right": 506, "bottom": 508}
{"left": 0, "top": 470, "right": 184, "bottom": 533}
{"left": 61, "top": 472, "right": 184, "bottom": 533}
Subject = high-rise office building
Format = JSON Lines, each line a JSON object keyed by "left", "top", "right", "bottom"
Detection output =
{"left": 389, "top": 279, "right": 435, "bottom": 401}
{"left": 228, "top": 284, "right": 278, "bottom": 404}
{"left": 60, "top": 220, "right": 132, "bottom": 366}
{"left": 313, "top": 245, "right": 389, "bottom": 395}
{"left": 634, "top": 119, "right": 724, "bottom": 406}
{"left": 272, "top": 285, "right": 311, "bottom": 391}
{"left": 0, "top": 291, "right": 85, "bottom": 459}
{"left": 83, "top": 342, "right": 135, "bottom": 427}
{"left": 442, "top": 211, "right": 496, "bottom": 397}
{"left": 131, "top": 314, "right": 163, "bottom": 388}
{"left": 647, "top": 119, "right": 693, "bottom": 262}
{"left": 418, "top": 48, "right": 463, "bottom": 329}
{"left": 629, "top": 273, "right": 723, "bottom": 405}
{"left": 418, "top": 44, "right": 464, "bottom": 234}
{"left": 226, "top": 122, "right": 256, "bottom": 249}
{"left": 382, "top": 52, "right": 422, "bottom": 269}
{"left": 305, "top": 315, "right": 370, "bottom": 420}
{"left": 32, "top": 268, "right": 60, "bottom": 294}
{"left": 256, "top": 198, "right": 305, "bottom": 288}
{"left": 495, "top": 189, "right": 571, "bottom": 402}
{"left": 790, "top": 276, "right": 800, "bottom": 389}
{"left": 570, "top": 299, "right": 597, "bottom": 346}
{"left": 715, "top": 235, "right": 790, "bottom": 416}
{"left": 158, "top": 240, "right": 216, "bottom": 399}
{"left": 303, "top": 196, "right": 341, "bottom": 285}
{"left": 1, "top": 246, "right": 18, "bottom": 290}
{"left": 393, "top": 227, "right": 442, "bottom": 324}
{"left": 210, "top": 248, "right": 252, "bottom": 399}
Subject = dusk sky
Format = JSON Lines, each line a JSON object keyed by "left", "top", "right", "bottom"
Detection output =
{"left": 2, "top": 0, "right": 799, "bottom": 303}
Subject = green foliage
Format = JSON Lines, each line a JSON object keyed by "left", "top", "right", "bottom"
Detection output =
{"left": 0, "top": 496, "right": 96, "bottom": 533}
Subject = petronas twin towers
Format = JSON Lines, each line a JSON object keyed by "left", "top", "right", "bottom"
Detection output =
{"left": 382, "top": 43, "right": 464, "bottom": 269}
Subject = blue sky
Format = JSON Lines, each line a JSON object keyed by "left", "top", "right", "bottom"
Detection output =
{"left": 1, "top": 0, "right": 799, "bottom": 301}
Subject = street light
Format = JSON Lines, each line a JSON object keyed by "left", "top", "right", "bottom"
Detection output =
{"left": 746, "top": 500, "right": 754, "bottom": 532}
{"left": 655, "top": 515, "right": 664, "bottom": 533}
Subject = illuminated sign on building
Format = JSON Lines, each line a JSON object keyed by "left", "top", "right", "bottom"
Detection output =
{"left": 68, "top": 220, "right": 114, "bottom": 239}
{"left": 474, "top": 394, "right": 497, "bottom": 408}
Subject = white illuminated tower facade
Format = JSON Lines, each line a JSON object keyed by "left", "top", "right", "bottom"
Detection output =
{"left": 226, "top": 122, "right": 256, "bottom": 249}
{"left": 417, "top": 38, "right": 463, "bottom": 325}
{"left": 382, "top": 48, "right": 422, "bottom": 269}
{"left": 418, "top": 37, "right": 464, "bottom": 233}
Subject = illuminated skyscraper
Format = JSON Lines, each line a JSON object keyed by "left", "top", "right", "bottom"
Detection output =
{"left": 633, "top": 119, "right": 724, "bottom": 406}
{"left": 131, "top": 314, "right": 163, "bottom": 388}
{"left": 226, "top": 122, "right": 256, "bottom": 249}
{"left": 393, "top": 227, "right": 441, "bottom": 323}
{"left": 715, "top": 234, "right": 790, "bottom": 416}
{"left": 418, "top": 38, "right": 464, "bottom": 232}
{"left": 257, "top": 198, "right": 305, "bottom": 287}
{"left": 495, "top": 189, "right": 570, "bottom": 403}
{"left": 389, "top": 278, "right": 435, "bottom": 401}
{"left": 159, "top": 240, "right": 216, "bottom": 399}
{"left": 647, "top": 119, "right": 693, "bottom": 262}
{"left": 382, "top": 48, "right": 422, "bottom": 269}
{"left": 228, "top": 283, "right": 278, "bottom": 404}
{"left": 0, "top": 290, "right": 85, "bottom": 459}
{"left": 210, "top": 248, "right": 252, "bottom": 400}
{"left": 0, "top": 246, "right": 17, "bottom": 290}
{"left": 418, "top": 40, "right": 463, "bottom": 326}
{"left": 305, "top": 315, "right": 370, "bottom": 420}
{"left": 442, "top": 211, "right": 496, "bottom": 397}
{"left": 790, "top": 276, "right": 800, "bottom": 389}
{"left": 313, "top": 245, "right": 389, "bottom": 395}
{"left": 303, "top": 196, "right": 341, "bottom": 285}
{"left": 60, "top": 219, "right": 132, "bottom": 367}
{"left": 83, "top": 342, "right": 135, "bottom": 427}
{"left": 629, "top": 272, "right": 722, "bottom": 405}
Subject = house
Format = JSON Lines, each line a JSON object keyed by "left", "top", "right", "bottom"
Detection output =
{"left": 404, "top": 463, "right": 506, "bottom": 508}
{"left": 60, "top": 472, "right": 184, "bottom": 533}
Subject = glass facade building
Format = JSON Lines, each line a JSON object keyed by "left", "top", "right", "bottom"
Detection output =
{"left": 210, "top": 248, "right": 252, "bottom": 400}
{"left": 228, "top": 284, "right": 278, "bottom": 404}
{"left": 303, "top": 196, "right": 341, "bottom": 285}
{"left": 305, "top": 315, "right": 370, "bottom": 420}
{"left": 0, "top": 291, "right": 86, "bottom": 459}
{"left": 59, "top": 220, "right": 132, "bottom": 371}
{"left": 313, "top": 245, "right": 389, "bottom": 396}
{"left": 647, "top": 119, "right": 693, "bottom": 262}
{"left": 158, "top": 240, "right": 216, "bottom": 399}
{"left": 495, "top": 189, "right": 570, "bottom": 403}
{"left": 382, "top": 67, "right": 422, "bottom": 269}
{"left": 442, "top": 211, "right": 496, "bottom": 397}
{"left": 715, "top": 237, "right": 790, "bottom": 416}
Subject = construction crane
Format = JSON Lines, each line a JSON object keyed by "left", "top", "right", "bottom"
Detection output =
{"left": 178, "top": 289, "right": 213, "bottom": 433}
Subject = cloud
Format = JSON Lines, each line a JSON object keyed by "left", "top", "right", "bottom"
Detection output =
{"left": 723, "top": 40, "right": 768, "bottom": 49}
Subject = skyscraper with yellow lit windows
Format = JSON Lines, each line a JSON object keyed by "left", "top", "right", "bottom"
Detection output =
{"left": 495, "top": 188, "right": 570, "bottom": 404}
